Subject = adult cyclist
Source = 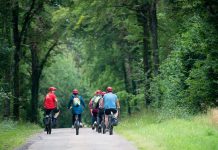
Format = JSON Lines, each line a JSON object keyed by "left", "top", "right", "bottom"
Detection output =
{"left": 68, "top": 89, "right": 86, "bottom": 128}
{"left": 89, "top": 90, "right": 102, "bottom": 129}
{"left": 97, "top": 91, "right": 106, "bottom": 129}
{"left": 43, "top": 87, "right": 60, "bottom": 127}
{"left": 103, "top": 87, "right": 120, "bottom": 129}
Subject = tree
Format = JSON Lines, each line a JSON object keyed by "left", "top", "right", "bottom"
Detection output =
{"left": 11, "top": 0, "right": 44, "bottom": 120}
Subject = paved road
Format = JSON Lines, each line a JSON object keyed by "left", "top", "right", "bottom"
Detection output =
{"left": 17, "top": 128, "right": 137, "bottom": 150}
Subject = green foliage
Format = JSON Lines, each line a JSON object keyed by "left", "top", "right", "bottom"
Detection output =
{"left": 0, "top": 120, "right": 40, "bottom": 150}
{"left": 117, "top": 110, "right": 218, "bottom": 150}
{"left": 150, "top": 50, "right": 189, "bottom": 118}
{"left": 0, "top": 0, "right": 217, "bottom": 123}
{"left": 150, "top": 9, "right": 218, "bottom": 117}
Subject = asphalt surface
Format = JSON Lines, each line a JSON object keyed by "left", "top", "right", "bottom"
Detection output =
{"left": 16, "top": 128, "right": 137, "bottom": 150}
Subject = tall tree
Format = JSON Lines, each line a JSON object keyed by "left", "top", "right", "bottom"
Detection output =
{"left": 12, "top": 0, "right": 21, "bottom": 120}
{"left": 149, "top": 0, "right": 159, "bottom": 76}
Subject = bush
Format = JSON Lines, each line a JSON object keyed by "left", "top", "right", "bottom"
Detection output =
{"left": 150, "top": 14, "right": 218, "bottom": 117}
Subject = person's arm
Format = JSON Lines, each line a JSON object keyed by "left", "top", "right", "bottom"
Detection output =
{"left": 55, "top": 98, "right": 58, "bottom": 108}
{"left": 89, "top": 99, "right": 93, "bottom": 115}
{"left": 116, "top": 99, "right": 120, "bottom": 109}
{"left": 116, "top": 96, "right": 120, "bottom": 117}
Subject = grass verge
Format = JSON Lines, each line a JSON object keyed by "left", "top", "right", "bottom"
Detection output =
{"left": 116, "top": 110, "right": 218, "bottom": 150}
{"left": 0, "top": 120, "right": 41, "bottom": 150}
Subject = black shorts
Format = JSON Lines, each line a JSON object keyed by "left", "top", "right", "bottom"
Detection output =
{"left": 45, "top": 108, "right": 59, "bottom": 115}
{"left": 105, "top": 108, "right": 117, "bottom": 115}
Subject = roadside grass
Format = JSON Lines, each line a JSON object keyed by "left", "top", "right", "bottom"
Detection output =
{"left": 0, "top": 120, "right": 41, "bottom": 150}
{"left": 116, "top": 110, "right": 218, "bottom": 150}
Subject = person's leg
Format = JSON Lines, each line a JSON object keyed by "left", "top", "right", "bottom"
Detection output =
{"left": 104, "top": 109, "right": 110, "bottom": 128}
{"left": 77, "top": 114, "right": 81, "bottom": 122}
{"left": 91, "top": 115, "right": 95, "bottom": 125}
{"left": 78, "top": 114, "right": 83, "bottom": 127}
{"left": 45, "top": 109, "right": 51, "bottom": 116}
{"left": 105, "top": 115, "right": 109, "bottom": 128}
{"left": 94, "top": 113, "right": 97, "bottom": 122}
{"left": 98, "top": 109, "right": 104, "bottom": 124}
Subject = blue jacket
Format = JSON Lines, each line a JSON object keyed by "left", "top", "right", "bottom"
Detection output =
{"left": 68, "top": 94, "right": 85, "bottom": 114}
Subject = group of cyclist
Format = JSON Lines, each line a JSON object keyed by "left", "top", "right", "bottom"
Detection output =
{"left": 43, "top": 86, "right": 120, "bottom": 131}
{"left": 89, "top": 87, "right": 120, "bottom": 130}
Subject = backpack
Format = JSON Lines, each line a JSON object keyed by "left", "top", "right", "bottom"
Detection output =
{"left": 73, "top": 96, "right": 81, "bottom": 107}
{"left": 92, "top": 96, "right": 101, "bottom": 109}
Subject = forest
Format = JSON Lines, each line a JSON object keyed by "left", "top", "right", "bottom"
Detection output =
{"left": 0, "top": 0, "right": 217, "bottom": 128}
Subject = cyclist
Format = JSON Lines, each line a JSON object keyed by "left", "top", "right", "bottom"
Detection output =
{"left": 43, "top": 87, "right": 60, "bottom": 127}
{"left": 67, "top": 89, "right": 85, "bottom": 128}
{"left": 89, "top": 90, "right": 102, "bottom": 129}
{"left": 103, "top": 87, "right": 120, "bottom": 129}
{"left": 97, "top": 91, "right": 106, "bottom": 129}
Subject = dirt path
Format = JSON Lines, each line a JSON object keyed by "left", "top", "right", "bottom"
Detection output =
{"left": 16, "top": 128, "right": 137, "bottom": 150}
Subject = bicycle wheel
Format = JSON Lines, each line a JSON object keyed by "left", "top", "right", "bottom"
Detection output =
{"left": 109, "top": 126, "right": 113, "bottom": 135}
{"left": 46, "top": 126, "right": 49, "bottom": 134}
{"left": 46, "top": 123, "right": 52, "bottom": 134}
{"left": 75, "top": 120, "right": 79, "bottom": 135}
{"left": 101, "top": 121, "right": 106, "bottom": 134}
{"left": 98, "top": 125, "right": 101, "bottom": 133}
{"left": 102, "top": 125, "right": 106, "bottom": 134}
{"left": 108, "top": 115, "right": 113, "bottom": 135}
{"left": 48, "top": 120, "right": 52, "bottom": 134}
{"left": 76, "top": 126, "right": 79, "bottom": 135}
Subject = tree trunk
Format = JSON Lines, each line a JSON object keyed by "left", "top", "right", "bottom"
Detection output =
{"left": 150, "top": 0, "right": 159, "bottom": 76}
{"left": 123, "top": 55, "right": 133, "bottom": 115}
{"left": 12, "top": 1, "right": 21, "bottom": 120}
{"left": 29, "top": 41, "right": 58, "bottom": 123}
{"left": 137, "top": 4, "right": 151, "bottom": 106}
{"left": 11, "top": 0, "right": 39, "bottom": 121}
{"left": 30, "top": 43, "right": 40, "bottom": 123}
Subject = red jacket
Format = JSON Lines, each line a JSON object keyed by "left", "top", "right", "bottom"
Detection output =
{"left": 44, "top": 92, "right": 57, "bottom": 109}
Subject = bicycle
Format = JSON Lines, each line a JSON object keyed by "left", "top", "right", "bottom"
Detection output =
{"left": 74, "top": 114, "right": 80, "bottom": 135}
{"left": 100, "top": 113, "right": 106, "bottom": 134}
{"left": 96, "top": 113, "right": 105, "bottom": 133}
{"left": 107, "top": 111, "right": 118, "bottom": 135}
{"left": 44, "top": 113, "right": 53, "bottom": 134}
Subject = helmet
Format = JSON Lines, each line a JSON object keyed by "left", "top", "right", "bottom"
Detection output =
{"left": 49, "top": 87, "right": 56, "bottom": 91}
{"left": 107, "top": 87, "right": 113, "bottom": 92}
{"left": 101, "top": 91, "right": 106, "bottom": 96}
{"left": 72, "top": 89, "right": 79, "bottom": 94}
{"left": 95, "top": 90, "right": 102, "bottom": 95}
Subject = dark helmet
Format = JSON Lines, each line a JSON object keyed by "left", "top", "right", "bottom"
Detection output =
{"left": 95, "top": 90, "right": 102, "bottom": 95}
{"left": 107, "top": 87, "right": 113, "bottom": 92}
{"left": 72, "top": 89, "right": 79, "bottom": 94}
{"left": 49, "top": 87, "right": 56, "bottom": 91}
